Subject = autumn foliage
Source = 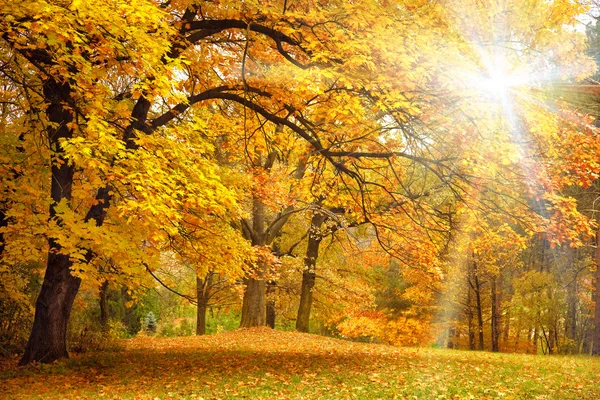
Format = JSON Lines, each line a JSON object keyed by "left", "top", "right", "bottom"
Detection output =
{"left": 0, "top": 0, "right": 600, "bottom": 374}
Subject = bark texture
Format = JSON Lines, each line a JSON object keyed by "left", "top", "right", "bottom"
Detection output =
{"left": 20, "top": 79, "right": 79, "bottom": 365}
{"left": 196, "top": 273, "right": 214, "bottom": 335}
{"left": 240, "top": 197, "right": 268, "bottom": 327}
{"left": 296, "top": 212, "right": 325, "bottom": 332}
{"left": 240, "top": 277, "right": 266, "bottom": 327}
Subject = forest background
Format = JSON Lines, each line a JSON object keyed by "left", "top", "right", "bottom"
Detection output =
{"left": 1, "top": 0, "right": 600, "bottom": 367}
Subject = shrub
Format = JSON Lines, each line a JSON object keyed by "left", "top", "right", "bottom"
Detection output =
{"left": 144, "top": 312, "right": 157, "bottom": 333}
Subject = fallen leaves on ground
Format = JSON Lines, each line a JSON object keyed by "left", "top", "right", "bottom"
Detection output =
{"left": 1, "top": 328, "right": 599, "bottom": 399}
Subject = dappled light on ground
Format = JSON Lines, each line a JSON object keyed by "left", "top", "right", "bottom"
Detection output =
{"left": 1, "top": 329, "right": 600, "bottom": 399}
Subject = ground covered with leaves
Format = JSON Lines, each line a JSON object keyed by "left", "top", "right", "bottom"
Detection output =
{"left": 1, "top": 328, "right": 599, "bottom": 399}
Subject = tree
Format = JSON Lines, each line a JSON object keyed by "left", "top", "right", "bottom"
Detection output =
{"left": 2, "top": 0, "right": 598, "bottom": 364}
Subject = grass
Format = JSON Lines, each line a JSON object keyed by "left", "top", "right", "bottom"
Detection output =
{"left": 1, "top": 328, "right": 599, "bottom": 399}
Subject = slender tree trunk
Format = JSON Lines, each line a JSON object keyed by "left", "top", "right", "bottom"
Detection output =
{"left": 467, "top": 259, "right": 475, "bottom": 350}
{"left": 548, "top": 324, "right": 555, "bottom": 354}
{"left": 99, "top": 280, "right": 109, "bottom": 331}
{"left": 491, "top": 277, "right": 500, "bottom": 352}
{"left": 566, "top": 248, "right": 577, "bottom": 349}
{"left": 592, "top": 231, "right": 600, "bottom": 355}
{"left": 20, "top": 79, "right": 79, "bottom": 365}
{"left": 196, "top": 274, "right": 213, "bottom": 335}
{"left": 503, "top": 307, "right": 510, "bottom": 349}
{"left": 582, "top": 318, "right": 593, "bottom": 355}
{"left": 296, "top": 212, "right": 325, "bottom": 332}
{"left": 473, "top": 261, "right": 484, "bottom": 350}
{"left": 533, "top": 325, "right": 539, "bottom": 354}
{"left": 266, "top": 280, "right": 276, "bottom": 329}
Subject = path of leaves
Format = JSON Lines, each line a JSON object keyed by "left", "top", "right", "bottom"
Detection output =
{"left": 1, "top": 328, "right": 600, "bottom": 399}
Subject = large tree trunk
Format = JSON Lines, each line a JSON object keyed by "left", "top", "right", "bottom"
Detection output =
{"left": 20, "top": 250, "right": 81, "bottom": 365}
{"left": 592, "top": 231, "right": 600, "bottom": 355}
{"left": 240, "top": 277, "right": 266, "bottom": 327}
{"left": 296, "top": 212, "right": 325, "bottom": 332}
{"left": 240, "top": 197, "right": 268, "bottom": 328}
{"left": 20, "top": 79, "right": 79, "bottom": 365}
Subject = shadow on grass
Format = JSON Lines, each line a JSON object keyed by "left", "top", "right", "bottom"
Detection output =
{"left": 0, "top": 343, "right": 408, "bottom": 398}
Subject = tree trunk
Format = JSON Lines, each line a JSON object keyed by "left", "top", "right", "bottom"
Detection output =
{"left": 592, "top": 231, "right": 600, "bottom": 355}
{"left": 548, "top": 324, "right": 555, "bottom": 354}
{"left": 239, "top": 154, "right": 306, "bottom": 328}
{"left": 196, "top": 274, "right": 212, "bottom": 335}
{"left": 466, "top": 259, "right": 475, "bottom": 351}
{"left": 20, "top": 79, "right": 151, "bottom": 363}
{"left": 265, "top": 304, "right": 275, "bottom": 328}
{"left": 473, "top": 260, "right": 484, "bottom": 350}
{"left": 491, "top": 277, "right": 499, "bottom": 352}
{"left": 533, "top": 325, "right": 539, "bottom": 354}
{"left": 19, "top": 249, "right": 81, "bottom": 364}
{"left": 296, "top": 212, "right": 325, "bottom": 332}
{"left": 266, "top": 280, "right": 276, "bottom": 329}
{"left": 240, "top": 277, "right": 266, "bottom": 327}
{"left": 20, "top": 78, "right": 79, "bottom": 365}
{"left": 566, "top": 248, "right": 577, "bottom": 348}
{"left": 196, "top": 302, "right": 207, "bottom": 335}
{"left": 240, "top": 197, "right": 267, "bottom": 328}
{"left": 99, "top": 280, "right": 109, "bottom": 331}
{"left": 503, "top": 307, "right": 511, "bottom": 349}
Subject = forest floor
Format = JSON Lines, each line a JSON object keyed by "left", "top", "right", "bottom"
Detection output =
{"left": 1, "top": 328, "right": 599, "bottom": 399}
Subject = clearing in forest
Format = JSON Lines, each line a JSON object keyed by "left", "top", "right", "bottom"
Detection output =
{"left": 1, "top": 328, "right": 600, "bottom": 399}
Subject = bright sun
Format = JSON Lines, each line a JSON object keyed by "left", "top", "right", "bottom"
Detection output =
{"left": 480, "top": 66, "right": 513, "bottom": 97}
{"left": 460, "top": 49, "right": 535, "bottom": 102}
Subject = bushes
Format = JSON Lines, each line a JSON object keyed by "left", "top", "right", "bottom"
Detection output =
{"left": 0, "top": 263, "right": 42, "bottom": 357}
{"left": 69, "top": 320, "right": 127, "bottom": 354}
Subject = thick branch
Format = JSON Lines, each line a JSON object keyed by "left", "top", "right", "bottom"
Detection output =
{"left": 185, "top": 20, "right": 299, "bottom": 46}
